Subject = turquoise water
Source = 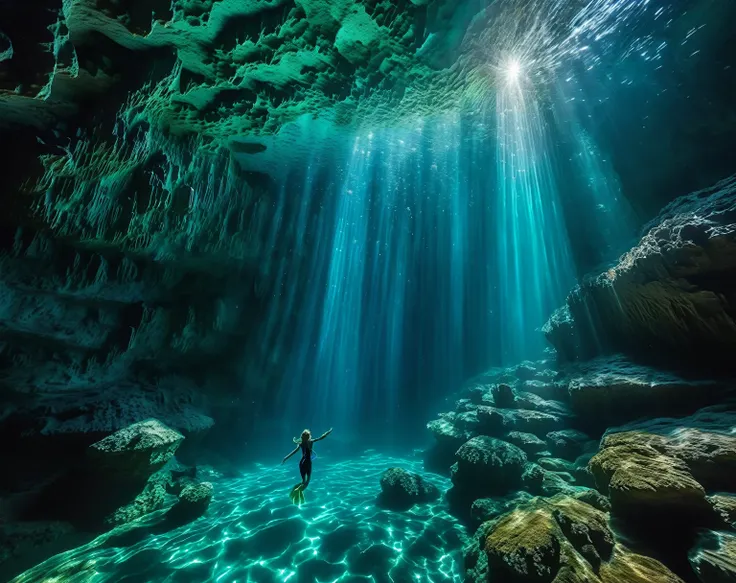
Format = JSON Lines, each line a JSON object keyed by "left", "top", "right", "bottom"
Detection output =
{"left": 12, "top": 454, "right": 464, "bottom": 583}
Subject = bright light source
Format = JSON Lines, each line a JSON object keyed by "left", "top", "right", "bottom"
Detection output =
{"left": 503, "top": 59, "right": 522, "bottom": 84}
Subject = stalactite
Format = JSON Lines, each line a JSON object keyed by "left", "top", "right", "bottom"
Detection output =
{"left": 31, "top": 64, "right": 274, "bottom": 271}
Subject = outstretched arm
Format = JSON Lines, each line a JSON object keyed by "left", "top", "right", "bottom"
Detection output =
{"left": 282, "top": 446, "right": 299, "bottom": 464}
{"left": 312, "top": 428, "right": 333, "bottom": 442}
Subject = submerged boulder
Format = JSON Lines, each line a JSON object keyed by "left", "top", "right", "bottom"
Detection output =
{"left": 599, "top": 550, "right": 686, "bottom": 583}
{"left": 426, "top": 415, "right": 476, "bottom": 473}
{"left": 515, "top": 392, "right": 571, "bottom": 417}
{"left": 518, "top": 379, "right": 566, "bottom": 401}
{"left": 505, "top": 431, "right": 548, "bottom": 455}
{"left": 28, "top": 419, "right": 185, "bottom": 530}
{"left": 543, "top": 175, "right": 736, "bottom": 370}
{"left": 427, "top": 415, "right": 474, "bottom": 448}
{"left": 573, "top": 489, "right": 611, "bottom": 513}
{"left": 589, "top": 434, "right": 709, "bottom": 521}
{"left": 491, "top": 383, "right": 516, "bottom": 408}
{"left": 104, "top": 479, "right": 167, "bottom": 527}
{"left": 470, "top": 491, "right": 534, "bottom": 527}
{"left": 546, "top": 430, "right": 592, "bottom": 460}
{"left": 602, "top": 409, "right": 736, "bottom": 491}
{"left": 448, "top": 437, "right": 527, "bottom": 516}
{"left": 451, "top": 436, "right": 527, "bottom": 496}
{"left": 164, "top": 481, "right": 213, "bottom": 526}
{"left": 485, "top": 502, "right": 562, "bottom": 582}
{"left": 563, "top": 356, "right": 725, "bottom": 432}
{"left": 479, "top": 494, "right": 682, "bottom": 583}
{"left": 477, "top": 407, "right": 564, "bottom": 437}
{"left": 88, "top": 419, "right": 185, "bottom": 478}
{"left": 689, "top": 530, "right": 736, "bottom": 583}
{"left": 378, "top": 468, "right": 439, "bottom": 510}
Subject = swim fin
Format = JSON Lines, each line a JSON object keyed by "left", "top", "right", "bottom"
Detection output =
{"left": 289, "top": 483, "right": 304, "bottom": 505}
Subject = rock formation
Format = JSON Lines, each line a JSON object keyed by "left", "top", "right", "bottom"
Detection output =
{"left": 0, "top": 0, "right": 735, "bottom": 579}
{"left": 0, "top": 418, "right": 211, "bottom": 577}
{"left": 545, "top": 175, "right": 736, "bottom": 371}
{"left": 378, "top": 467, "right": 440, "bottom": 510}
{"left": 428, "top": 176, "right": 736, "bottom": 582}
{"left": 689, "top": 531, "right": 736, "bottom": 583}
{"left": 24, "top": 419, "right": 186, "bottom": 526}
{"left": 466, "top": 494, "right": 685, "bottom": 583}
{"left": 163, "top": 481, "right": 214, "bottom": 527}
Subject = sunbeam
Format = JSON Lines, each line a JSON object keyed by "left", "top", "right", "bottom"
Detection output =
{"left": 495, "top": 72, "right": 576, "bottom": 364}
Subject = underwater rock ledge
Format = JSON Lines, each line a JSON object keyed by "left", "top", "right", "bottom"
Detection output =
{"left": 428, "top": 350, "right": 736, "bottom": 581}
{"left": 544, "top": 174, "right": 736, "bottom": 370}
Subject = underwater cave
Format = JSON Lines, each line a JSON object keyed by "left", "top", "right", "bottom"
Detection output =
{"left": 1, "top": 0, "right": 736, "bottom": 581}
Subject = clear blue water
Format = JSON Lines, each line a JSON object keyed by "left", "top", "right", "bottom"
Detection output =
{"left": 2, "top": 0, "right": 735, "bottom": 581}
{"left": 11, "top": 454, "right": 464, "bottom": 583}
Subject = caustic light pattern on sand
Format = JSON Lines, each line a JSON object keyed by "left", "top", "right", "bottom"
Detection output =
{"left": 12, "top": 454, "right": 464, "bottom": 583}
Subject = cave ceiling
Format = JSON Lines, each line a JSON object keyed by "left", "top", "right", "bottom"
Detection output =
{"left": 0, "top": 0, "right": 729, "bottom": 180}
{"left": 1, "top": 0, "right": 605, "bottom": 168}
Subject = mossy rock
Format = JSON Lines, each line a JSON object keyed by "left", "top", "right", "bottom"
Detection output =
{"left": 378, "top": 467, "right": 439, "bottom": 510}
{"left": 602, "top": 423, "right": 736, "bottom": 492}
{"left": 485, "top": 504, "right": 561, "bottom": 582}
{"left": 600, "top": 546, "right": 685, "bottom": 583}
{"left": 452, "top": 436, "right": 527, "bottom": 496}
{"left": 470, "top": 491, "right": 534, "bottom": 527}
{"left": 572, "top": 490, "right": 611, "bottom": 513}
{"left": 590, "top": 441, "right": 707, "bottom": 519}
{"left": 507, "top": 431, "right": 548, "bottom": 455}
{"left": 479, "top": 494, "right": 682, "bottom": 583}
{"left": 484, "top": 495, "right": 612, "bottom": 582}
{"left": 104, "top": 482, "right": 166, "bottom": 527}
{"left": 164, "top": 481, "right": 213, "bottom": 526}
{"left": 88, "top": 419, "right": 184, "bottom": 479}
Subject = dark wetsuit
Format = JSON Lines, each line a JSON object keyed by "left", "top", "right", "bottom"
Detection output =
{"left": 299, "top": 441, "right": 312, "bottom": 482}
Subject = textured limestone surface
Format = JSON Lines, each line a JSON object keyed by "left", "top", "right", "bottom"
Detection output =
{"left": 0, "top": 0, "right": 507, "bottom": 150}
{"left": 475, "top": 495, "right": 684, "bottom": 583}
{"left": 689, "top": 530, "right": 736, "bottom": 583}
{"left": 545, "top": 175, "right": 736, "bottom": 369}
{"left": 433, "top": 355, "right": 736, "bottom": 582}
{"left": 88, "top": 419, "right": 185, "bottom": 475}
{"left": 377, "top": 467, "right": 440, "bottom": 510}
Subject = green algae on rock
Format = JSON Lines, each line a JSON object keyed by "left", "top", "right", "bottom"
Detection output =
{"left": 589, "top": 435, "right": 709, "bottom": 520}
{"left": 480, "top": 495, "right": 683, "bottom": 583}
{"left": 378, "top": 467, "right": 440, "bottom": 510}
{"left": 451, "top": 436, "right": 528, "bottom": 495}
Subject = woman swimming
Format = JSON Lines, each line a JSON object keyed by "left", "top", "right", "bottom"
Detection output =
{"left": 282, "top": 427, "right": 332, "bottom": 505}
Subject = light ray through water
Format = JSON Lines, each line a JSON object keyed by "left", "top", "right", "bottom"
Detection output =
{"left": 495, "top": 68, "right": 576, "bottom": 364}
{"left": 258, "top": 0, "right": 687, "bottom": 440}
{"left": 314, "top": 136, "right": 373, "bottom": 424}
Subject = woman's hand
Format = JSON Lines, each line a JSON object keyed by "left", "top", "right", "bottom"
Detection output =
{"left": 326, "top": 428, "right": 333, "bottom": 435}
{"left": 281, "top": 457, "right": 286, "bottom": 465}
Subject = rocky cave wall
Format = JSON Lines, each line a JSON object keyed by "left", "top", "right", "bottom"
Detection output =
{"left": 1, "top": 0, "right": 736, "bottom": 579}
{"left": 0, "top": 0, "right": 588, "bottom": 476}
{"left": 0, "top": 0, "right": 734, "bottom": 463}
{"left": 544, "top": 175, "right": 736, "bottom": 371}
{"left": 0, "top": 0, "right": 733, "bottom": 489}
{"left": 427, "top": 175, "right": 736, "bottom": 583}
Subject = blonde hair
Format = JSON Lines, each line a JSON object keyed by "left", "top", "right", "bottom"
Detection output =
{"left": 293, "top": 429, "right": 311, "bottom": 444}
